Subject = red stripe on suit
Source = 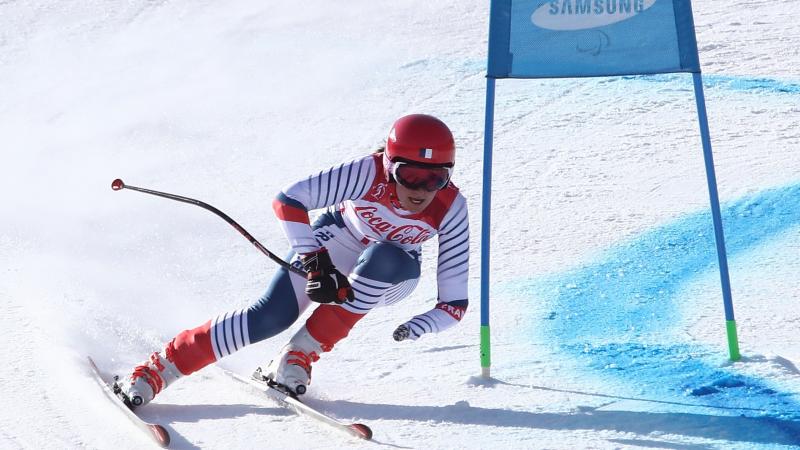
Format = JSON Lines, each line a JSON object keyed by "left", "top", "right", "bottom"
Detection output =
{"left": 165, "top": 320, "right": 217, "bottom": 375}
{"left": 272, "top": 198, "right": 311, "bottom": 224}
{"left": 305, "top": 305, "right": 364, "bottom": 352}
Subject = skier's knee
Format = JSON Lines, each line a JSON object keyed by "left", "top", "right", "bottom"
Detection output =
{"left": 246, "top": 309, "right": 297, "bottom": 343}
{"left": 353, "top": 243, "right": 420, "bottom": 284}
{"left": 246, "top": 268, "right": 301, "bottom": 343}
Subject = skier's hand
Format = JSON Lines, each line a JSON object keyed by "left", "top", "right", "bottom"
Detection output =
{"left": 301, "top": 248, "right": 354, "bottom": 304}
{"left": 392, "top": 323, "right": 420, "bottom": 342}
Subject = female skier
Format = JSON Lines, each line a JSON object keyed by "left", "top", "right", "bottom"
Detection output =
{"left": 118, "top": 113, "right": 470, "bottom": 407}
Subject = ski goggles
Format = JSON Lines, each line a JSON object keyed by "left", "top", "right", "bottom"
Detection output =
{"left": 390, "top": 161, "right": 453, "bottom": 192}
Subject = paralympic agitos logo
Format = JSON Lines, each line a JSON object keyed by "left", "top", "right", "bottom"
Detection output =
{"left": 354, "top": 206, "right": 432, "bottom": 245}
{"left": 532, "top": 0, "right": 656, "bottom": 31}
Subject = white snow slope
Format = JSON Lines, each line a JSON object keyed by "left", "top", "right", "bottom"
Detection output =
{"left": 2, "top": 1, "right": 800, "bottom": 449}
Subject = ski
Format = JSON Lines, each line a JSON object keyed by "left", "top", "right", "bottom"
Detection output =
{"left": 227, "top": 368, "right": 373, "bottom": 441}
{"left": 87, "top": 356, "right": 171, "bottom": 448}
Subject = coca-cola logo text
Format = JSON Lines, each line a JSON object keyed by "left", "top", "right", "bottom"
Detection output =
{"left": 354, "top": 206, "right": 432, "bottom": 245}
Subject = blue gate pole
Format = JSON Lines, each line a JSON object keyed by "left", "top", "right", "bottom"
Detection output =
{"left": 691, "top": 72, "right": 740, "bottom": 361}
{"left": 480, "top": 77, "right": 497, "bottom": 378}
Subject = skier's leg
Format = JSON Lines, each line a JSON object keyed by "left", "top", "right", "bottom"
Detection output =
{"left": 268, "top": 242, "right": 421, "bottom": 394}
{"left": 118, "top": 262, "right": 309, "bottom": 408}
{"left": 308, "top": 242, "right": 420, "bottom": 348}
{"left": 117, "top": 210, "right": 356, "bottom": 407}
{"left": 261, "top": 214, "right": 363, "bottom": 393}
{"left": 205, "top": 260, "right": 310, "bottom": 362}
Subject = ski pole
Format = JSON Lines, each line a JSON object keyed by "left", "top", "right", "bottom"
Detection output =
{"left": 111, "top": 178, "right": 306, "bottom": 277}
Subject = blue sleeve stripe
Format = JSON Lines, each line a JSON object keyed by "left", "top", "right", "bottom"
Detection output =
{"left": 386, "top": 281, "right": 411, "bottom": 303}
{"left": 438, "top": 258, "right": 468, "bottom": 275}
{"left": 332, "top": 163, "right": 345, "bottom": 204}
{"left": 238, "top": 311, "right": 247, "bottom": 349}
{"left": 438, "top": 255, "right": 468, "bottom": 275}
{"left": 439, "top": 238, "right": 469, "bottom": 258}
{"left": 355, "top": 163, "right": 375, "bottom": 199}
{"left": 329, "top": 168, "right": 339, "bottom": 206}
{"left": 346, "top": 160, "right": 364, "bottom": 199}
{"left": 441, "top": 213, "right": 468, "bottom": 237}
{"left": 319, "top": 168, "right": 329, "bottom": 206}
{"left": 384, "top": 290, "right": 399, "bottom": 304}
{"left": 409, "top": 318, "right": 431, "bottom": 334}
{"left": 413, "top": 316, "right": 436, "bottom": 333}
{"left": 331, "top": 164, "right": 342, "bottom": 204}
{"left": 306, "top": 174, "right": 314, "bottom": 205}
{"left": 439, "top": 233, "right": 469, "bottom": 252}
{"left": 438, "top": 265, "right": 468, "bottom": 279}
{"left": 439, "top": 214, "right": 469, "bottom": 236}
{"left": 346, "top": 303, "right": 374, "bottom": 312}
{"left": 221, "top": 312, "right": 233, "bottom": 355}
{"left": 439, "top": 226, "right": 469, "bottom": 248}
{"left": 438, "top": 247, "right": 469, "bottom": 268}
{"left": 439, "top": 202, "right": 466, "bottom": 231}
{"left": 438, "top": 204, "right": 462, "bottom": 231}
{"left": 344, "top": 160, "right": 358, "bottom": 199}
{"left": 213, "top": 317, "right": 223, "bottom": 357}
{"left": 443, "top": 212, "right": 467, "bottom": 236}
{"left": 352, "top": 297, "right": 380, "bottom": 306}
{"left": 322, "top": 168, "right": 332, "bottom": 206}
{"left": 440, "top": 234, "right": 469, "bottom": 250}
{"left": 338, "top": 163, "right": 354, "bottom": 203}
{"left": 439, "top": 243, "right": 469, "bottom": 264}
{"left": 352, "top": 286, "right": 382, "bottom": 299}
{"left": 352, "top": 278, "right": 387, "bottom": 291}
{"left": 350, "top": 286, "right": 383, "bottom": 298}
{"left": 275, "top": 192, "right": 308, "bottom": 211}
{"left": 314, "top": 170, "right": 323, "bottom": 207}
{"left": 408, "top": 321, "right": 426, "bottom": 336}
{"left": 227, "top": 313, "right": 239, "bottom": 352}
{"left": 340, "top": 163, "right": 350, "bottom": 202}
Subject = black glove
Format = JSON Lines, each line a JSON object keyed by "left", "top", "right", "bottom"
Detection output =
{"left": 393, "top": 323, "right": 420, "bottom": 342}
{"left": 393, "top": 324, "right": 411, "bottom": 342}
{"left": 301, "top": 248, "right": 354, "bottom": 304}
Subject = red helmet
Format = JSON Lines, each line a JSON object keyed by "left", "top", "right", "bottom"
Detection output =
{"left": 386, "top": 114, "right": 455, "bottom": 167}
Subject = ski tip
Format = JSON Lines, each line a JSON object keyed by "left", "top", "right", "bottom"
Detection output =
{"left": 111, "top": 179, "right": 125, "bottom": 191}
{"left": 349, "top": 423, "right": 373, "bottom": 440}
{"left": 149, "top": 424, "right": 171, "bottom": 448}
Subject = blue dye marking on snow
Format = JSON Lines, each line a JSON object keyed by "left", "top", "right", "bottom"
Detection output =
{"left": 621, "top": 73, "right": 800, "bottom": 95}
{"left": 703, "top": 75, "right": 800, "bottom": 95}
{"left": 514, "top": 183, "right": 800, "bottom": 434}
{"left": 533, "top": 183, "right": 800, "bottom": 342}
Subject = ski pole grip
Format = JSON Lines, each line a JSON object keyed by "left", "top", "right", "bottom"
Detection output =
{"left": 111, "top": 179, "right": 125, "bottom": 191}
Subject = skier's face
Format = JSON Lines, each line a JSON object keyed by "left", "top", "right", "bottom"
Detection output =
{"left": 395, "top": 182, "right": 437, "bottom": 213}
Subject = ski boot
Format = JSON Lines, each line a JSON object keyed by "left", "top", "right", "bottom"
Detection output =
{"left": 116, "top": 350, "right": 182, "bottom": 409}
{"left": 263, "top": 325, "right": 323, "bottom": 395}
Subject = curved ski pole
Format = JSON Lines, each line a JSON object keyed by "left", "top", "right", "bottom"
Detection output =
{"left": 111, "top": 178, "right": 306, "bottom": 277}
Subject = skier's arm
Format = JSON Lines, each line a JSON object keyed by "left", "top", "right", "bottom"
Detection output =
{"left": 393, "top": 299, "right": 468, "bottom": 341}
{"left": 272, "top": 155, "right": 377, "bottom": 254}
{"left": 394, "top": 194, "right": 470, "bottom": 341}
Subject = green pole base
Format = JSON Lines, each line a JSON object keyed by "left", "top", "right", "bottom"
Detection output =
{"left": 480, "top": 325, "right": 491, "bottom": 377}
{"left": 726, "top": 320, "right": 741, "bottom": 361}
